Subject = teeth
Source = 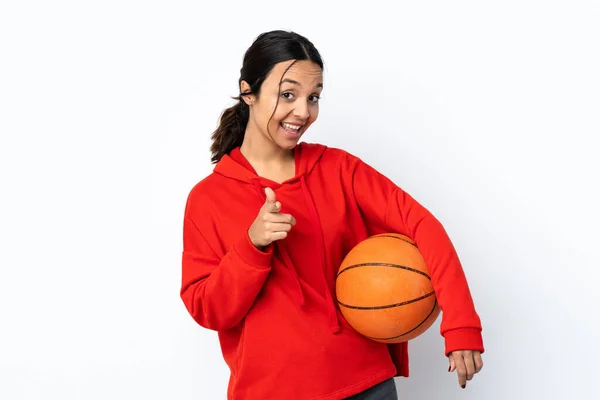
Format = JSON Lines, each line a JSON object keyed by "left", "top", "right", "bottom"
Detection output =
{"left": 282, "top": 123, "right": 301, "bottom": 131}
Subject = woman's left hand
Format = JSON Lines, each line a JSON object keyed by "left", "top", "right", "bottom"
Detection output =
{"left": 448, "top": 350, "right": 483, "bottom": 389}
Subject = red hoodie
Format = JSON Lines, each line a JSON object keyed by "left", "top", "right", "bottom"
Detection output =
{"left": 181, "top": 142, "right": 484, "bottom": 400}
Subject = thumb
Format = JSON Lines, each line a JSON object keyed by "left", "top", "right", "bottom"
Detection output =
{"left": 264, "top": 187, "right": 276, "bottom": 204}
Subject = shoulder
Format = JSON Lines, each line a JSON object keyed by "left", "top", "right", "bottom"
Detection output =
{"left": 307, "top": 143, "right": 388, "bottom": 184}
{"left": 186, "top": 172, "right": 221, "bottom": 201}
{"left": 183, "top": 172, "right": 225, "bottom": 223}
{"left": 326, "top": 146, "right": 361, "bottom": 163}
{"left": 301, "top": 142, "right": 362, "bottom": 166}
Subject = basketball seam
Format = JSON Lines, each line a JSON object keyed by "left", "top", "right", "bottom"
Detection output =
{"left": 337, "top": 291, "right": 435, "bottom": 310}
{"left": 369, "top": 234, "right": 417, "bottom": 247}
{"left": 363, "top": 299, "right": 439, "bottom": 341}
{"left": 337, "top": 263, "right": 431, "bottom": 280}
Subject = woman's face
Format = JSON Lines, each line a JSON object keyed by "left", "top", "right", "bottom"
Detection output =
{"left": 242, "top": 60, "right": 323, "bottom": 150}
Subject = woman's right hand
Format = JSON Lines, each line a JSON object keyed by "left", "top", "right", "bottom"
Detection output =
{"left": 248, "top": 187, "right": 296, "bottom": 249}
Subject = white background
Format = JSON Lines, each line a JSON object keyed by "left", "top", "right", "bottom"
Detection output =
{"left": 1, "top": 1, "right": 599, "bottom": 399}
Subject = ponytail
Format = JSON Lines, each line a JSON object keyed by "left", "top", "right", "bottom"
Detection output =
{"left": 210, "top": 99, "right": 249, "bottom": 164}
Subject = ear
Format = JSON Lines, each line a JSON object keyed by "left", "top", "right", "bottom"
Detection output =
{"left": 240, "top": 80, "right": 255, "bottom": 106}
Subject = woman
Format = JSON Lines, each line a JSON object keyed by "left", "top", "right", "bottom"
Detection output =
{"left": 180, "top": 30, "right": 484, "bottom": 400}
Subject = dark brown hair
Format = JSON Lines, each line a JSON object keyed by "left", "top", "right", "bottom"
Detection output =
{"left": 209, "top": 30, "right": 324, "bottom": 164}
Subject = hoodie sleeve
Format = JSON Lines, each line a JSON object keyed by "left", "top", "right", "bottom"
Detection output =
{"left": 180, "top": 211, "right": 273, "bottom": 331}
{"left": 345, "top": 153, "right": 484, "bottom": 357}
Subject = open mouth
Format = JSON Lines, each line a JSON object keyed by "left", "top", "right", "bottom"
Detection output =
{"left": 280, "top": 122, "right": 304, "bottom": 138}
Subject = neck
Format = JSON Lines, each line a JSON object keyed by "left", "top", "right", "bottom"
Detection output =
{"left": 240, "top": 128, "right": 293, "bottom": 165}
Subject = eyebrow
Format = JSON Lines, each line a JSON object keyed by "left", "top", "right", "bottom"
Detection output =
{"left": 281, "top": 79, "right": 323, "bottom": 89}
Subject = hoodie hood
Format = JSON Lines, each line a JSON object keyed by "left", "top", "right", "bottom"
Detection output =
{"left": 214, "top": 141, "right": 326, "bottom": 186}
{"left": 213, "top": 142, "right": 341, "bottom": 333}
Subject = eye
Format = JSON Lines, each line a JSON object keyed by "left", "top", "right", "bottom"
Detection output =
{"left": 282, "top": 92, "right": 294, "bottom": 100}
{"left": 309, "top": 94, "right": 321, "bottom": 103}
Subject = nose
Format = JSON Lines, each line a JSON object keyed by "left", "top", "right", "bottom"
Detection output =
{"left": 293, "top": 100, "right": 310, "bottom": 120}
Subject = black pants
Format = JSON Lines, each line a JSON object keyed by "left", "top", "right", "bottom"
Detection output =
{"left": 344, "top": 378, "right": 398, "bottom": 400}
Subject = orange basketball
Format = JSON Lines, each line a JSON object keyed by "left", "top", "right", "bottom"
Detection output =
{"left": 336, "top": 233, "right": 441, "bottom": 343}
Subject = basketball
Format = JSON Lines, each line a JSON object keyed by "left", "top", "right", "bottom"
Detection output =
{"left": 336, "top": 233, "right": 441, "bottom": 343}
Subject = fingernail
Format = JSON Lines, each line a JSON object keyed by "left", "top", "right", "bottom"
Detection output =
{"left": 461, "top": 384, "right": 466, "bottom": 389}
{"left": 448, "top": 366, "right": 451, "bottom": 372}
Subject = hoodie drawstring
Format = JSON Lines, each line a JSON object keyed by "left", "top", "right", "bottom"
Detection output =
{"left": 252, "top": 178, "right": 305, "bottom": 306}
{"left": 251, "top": 177, "right": 341, "bottom": 334}
{"left": 277, "top": 242, "right": 306, "bottom": 306}
{"left": 300, "top": 176, "right": 341, "bottom": 334}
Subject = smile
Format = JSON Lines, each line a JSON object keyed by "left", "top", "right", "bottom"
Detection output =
{"left": 281, "top": 122, "right": 303, "bottom": 131}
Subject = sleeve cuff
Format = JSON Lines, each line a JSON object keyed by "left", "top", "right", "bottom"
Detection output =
{"left": 443, "top": 328, "right": 485, "bottom": 356}
{"left": 232, "top": 231, "right": 274, "bottom": 269}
